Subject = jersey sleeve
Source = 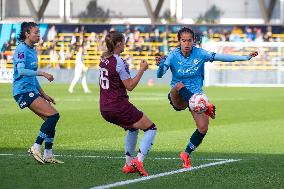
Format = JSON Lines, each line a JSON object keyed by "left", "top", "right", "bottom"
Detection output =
{"left": 17, "top": 63, "right": 38, "bottom": 76}
{"left": 200, "top": 48, "right": 216, "bottom": 62}
{"left": 116, "top": 57, "right": 131, "bottom": 81}
{"left": 213, "top": 53, "right": 251, "bottom": 62}
{"left": 157, "top": 53, "right": 172, "bottom": 78}
{"left": 14, "top": 44, "right": 27, "bottom": 66}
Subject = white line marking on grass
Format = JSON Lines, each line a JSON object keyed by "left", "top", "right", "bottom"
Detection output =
{"left": 0, "top": 153, "right": 231, "bottom": 161}
{"left": 0, "top": 153, "right": 14, "bottom": 156}
{"left": 55, "top": 154, "right": 230, "bottom": 161}
{"left": 90, "top": 159, "right": 241, "bottom": 189}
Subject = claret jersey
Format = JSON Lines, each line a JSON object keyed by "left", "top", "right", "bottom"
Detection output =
{"left": 99, "top": 54, "right": 131, "bottom": 111}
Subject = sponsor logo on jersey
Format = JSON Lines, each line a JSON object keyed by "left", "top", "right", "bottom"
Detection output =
{"left": 18, "top": 52, "right": 24, "bottom": 59}
{"left": 185, "top": 68, "right": 191, "bottom": 73}
{"left": 30, "top": 62, "right": 37, "bottom": 66}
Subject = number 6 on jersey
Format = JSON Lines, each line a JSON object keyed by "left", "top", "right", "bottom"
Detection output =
{"left": 99, "top": 67, "right": 109, "bottom": 89}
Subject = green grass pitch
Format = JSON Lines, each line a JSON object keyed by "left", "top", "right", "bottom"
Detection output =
{"left": 1, "top": 83, "right": 284, "bottom": 188}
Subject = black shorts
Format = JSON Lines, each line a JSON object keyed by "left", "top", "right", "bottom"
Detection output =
{"left": 14, "top": 91, "right": 40, "bottom": 109}
{"left": 168, "top": 93, "right": 187, "bottom": 111}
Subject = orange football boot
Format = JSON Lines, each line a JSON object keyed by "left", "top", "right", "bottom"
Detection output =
{"left": 204, "top": 103, "right": 216, "bottom": 119}
{"left": 180, "top": 151, "right": 191, "bottom": 168}
{"left": 131, "top": 158, "right": 149, "bottom": 176}
{"left": 122, "top": 163, "right": 137, "bottom": 174}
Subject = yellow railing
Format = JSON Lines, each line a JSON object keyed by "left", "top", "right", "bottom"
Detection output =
{"left": 2, "top": 32, "right": 284, "bottom": 70}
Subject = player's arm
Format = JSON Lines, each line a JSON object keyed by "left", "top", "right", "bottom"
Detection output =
{"left": 17, "top": 63, "right": 54, "bottom": 82}
{"left": 15, "top": 46, "right": 54, "bottom": 81}
{"left": 19, "top": 66, "right": 54, "bottom": 82}
{"left": 213, "top": 51, "right": 258, "bottom": 62}
{"left": 34, "top": 75, "right": 56, "bottom": 104}
{"left": 156, "top": 55, "right": 170, "bottom": 78}
{"left": 38, "top": 86, "right": 56, "bottom": 105}
{"left": 122, "top": 60, "right": 148, "bottom": 91}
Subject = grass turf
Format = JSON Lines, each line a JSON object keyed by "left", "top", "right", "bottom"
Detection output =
{"left": 1, "top": 84, "right": 284, "bottom": 188}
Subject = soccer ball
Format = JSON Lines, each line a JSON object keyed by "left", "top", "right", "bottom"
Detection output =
{"left": 189, "top": 93, "right": 209, "bottom": 113}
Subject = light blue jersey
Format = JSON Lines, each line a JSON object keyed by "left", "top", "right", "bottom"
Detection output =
{"left": 157, "top": 46, "right": 251, "bottom": 93}
{"left": 12, "top": 42, "right": 40, "bottom": 96}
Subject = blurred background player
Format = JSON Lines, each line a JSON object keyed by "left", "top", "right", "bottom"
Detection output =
{"left": 99, "top": 31, "right": 157, "bottom": 176}
{"left": 68, "top": 46, "right": 91, "bottom": 93}
{"left": 12, "top": 22, "right": 63, "bottom": 164}
{"left": 155, "top": 27, "right": 258, "bottom": 168}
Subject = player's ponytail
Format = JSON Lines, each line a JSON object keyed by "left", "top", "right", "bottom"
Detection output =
{"left": 18, "top": 22, "right": 38, "bottom": 41}
{"left": 102, "top": 31, "right": 124, "bottom": 58}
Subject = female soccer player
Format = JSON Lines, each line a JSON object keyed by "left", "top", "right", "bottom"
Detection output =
{"left": 12, "top": 22, "right": 63, "bottom": 164}
{"left": 99, "top": 31, "right": 157, "bottom": 176}
{"left": 156, "top": 27, "right": 258, "bottom": 168}
{"left": 68, "top": 46, "right": 91, "bottom": 93}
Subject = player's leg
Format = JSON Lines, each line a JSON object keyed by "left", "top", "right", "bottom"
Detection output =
{"left": 102, "top": 102, "right": 156, "bottom": 176}
{"left": 81, "top": 73, "right": 91, "bottom": 93}
{"left": 180, "top": 112, "right": 209, "bottom": 168}
{"left": 123, "top": 128, "right": 139, "bottom": 174}
{"left": 29, "top": 96, "right": 63, "bottom": 164}
{"left": 131, "top": 114, "right": 157, "bottom": 176}
{"left": 100, "top": 108, "right": 139, "bottom": 173}
{"left": 68, "top": 72, "right": 80, "bottom": 93}
{"left": 169, "top": 82, "right": 192, "bottom": 110}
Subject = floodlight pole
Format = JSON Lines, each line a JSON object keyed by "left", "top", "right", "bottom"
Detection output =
{"left": 281, "top": 0, "right": 284, "bottom": 24}
{"left": 60, "top": 0, "right": 71, "bottom": 23}
{"left": 0, "top": 0, "right": 2, "bottom": 21}
{"left": 144, "top": 0, "right": 164, "bottom": 24}
{"left": 26, "top": 0, "right": 49, "bottom": 21}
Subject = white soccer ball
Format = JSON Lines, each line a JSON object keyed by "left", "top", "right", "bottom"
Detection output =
{"left": 189, "top": 93, "right": 209, "bottom": 113}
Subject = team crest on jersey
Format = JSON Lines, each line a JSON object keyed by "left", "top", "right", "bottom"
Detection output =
{"left": 29, "top": 92, "right": 34, "bottom": 98}
{"left": 194, "top": 59, "right": 200, "bottom": 64}
{"left": 18, "top": 52, "right": 24, "bottom": 59}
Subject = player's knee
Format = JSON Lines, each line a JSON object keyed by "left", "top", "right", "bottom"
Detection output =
{"left": 178, "top": 87, "right": 193, "bottom": 102}
{"left": 197, "top": 126, "right": 208, "bottom": 134}
{"left": 128, "top": 128, "right": 138, "bottom": 132}
{"left": 143, "top": 123, "right": 157, "bottom": 132}
{"left": 49, "top": 113, "right": 60, "bottom": 123}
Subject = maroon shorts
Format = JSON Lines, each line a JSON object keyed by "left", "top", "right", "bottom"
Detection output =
{"left": 100, "top": 101, "right": 143, "bottom": 130}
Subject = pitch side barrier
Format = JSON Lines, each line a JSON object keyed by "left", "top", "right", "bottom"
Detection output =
{"left": 203, "top": 42, "right": 284, "bottom": 87}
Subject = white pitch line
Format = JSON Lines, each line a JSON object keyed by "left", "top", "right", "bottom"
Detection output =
{"left": 0, "top": 153, "right": 230, "bottom": 161}
{"left": 0, "top": 153, "right": 14, "bottom": 156}
{"left": 55, "top": 155, "right": 230, "bottom": 161}
{"left": 90, "top": 159, "right": 241, "bottom": 189}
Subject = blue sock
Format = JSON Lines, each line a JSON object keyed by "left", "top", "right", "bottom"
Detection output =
{"left": 35, "top": 131, "right": 48, "bottom": 145}
{"left": 39, "top": 113, "right": 60, "bottom": 149}
{"left": 139, "top": 124, "right": 157, "bottom": 155}
{"left": 185, "top": 129, "right": 206, "bottom": 155}
{"left": 35, "top": 113, "right": 60, "bottom": 145}
{"left": 178, "top": 87, "right": 193, "bottom": 102}
{"left": 45, "top": 129, "right": 55, "bottom": 149}
{"left": 125, "top": 129, "right": 139, "bottom": 157}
